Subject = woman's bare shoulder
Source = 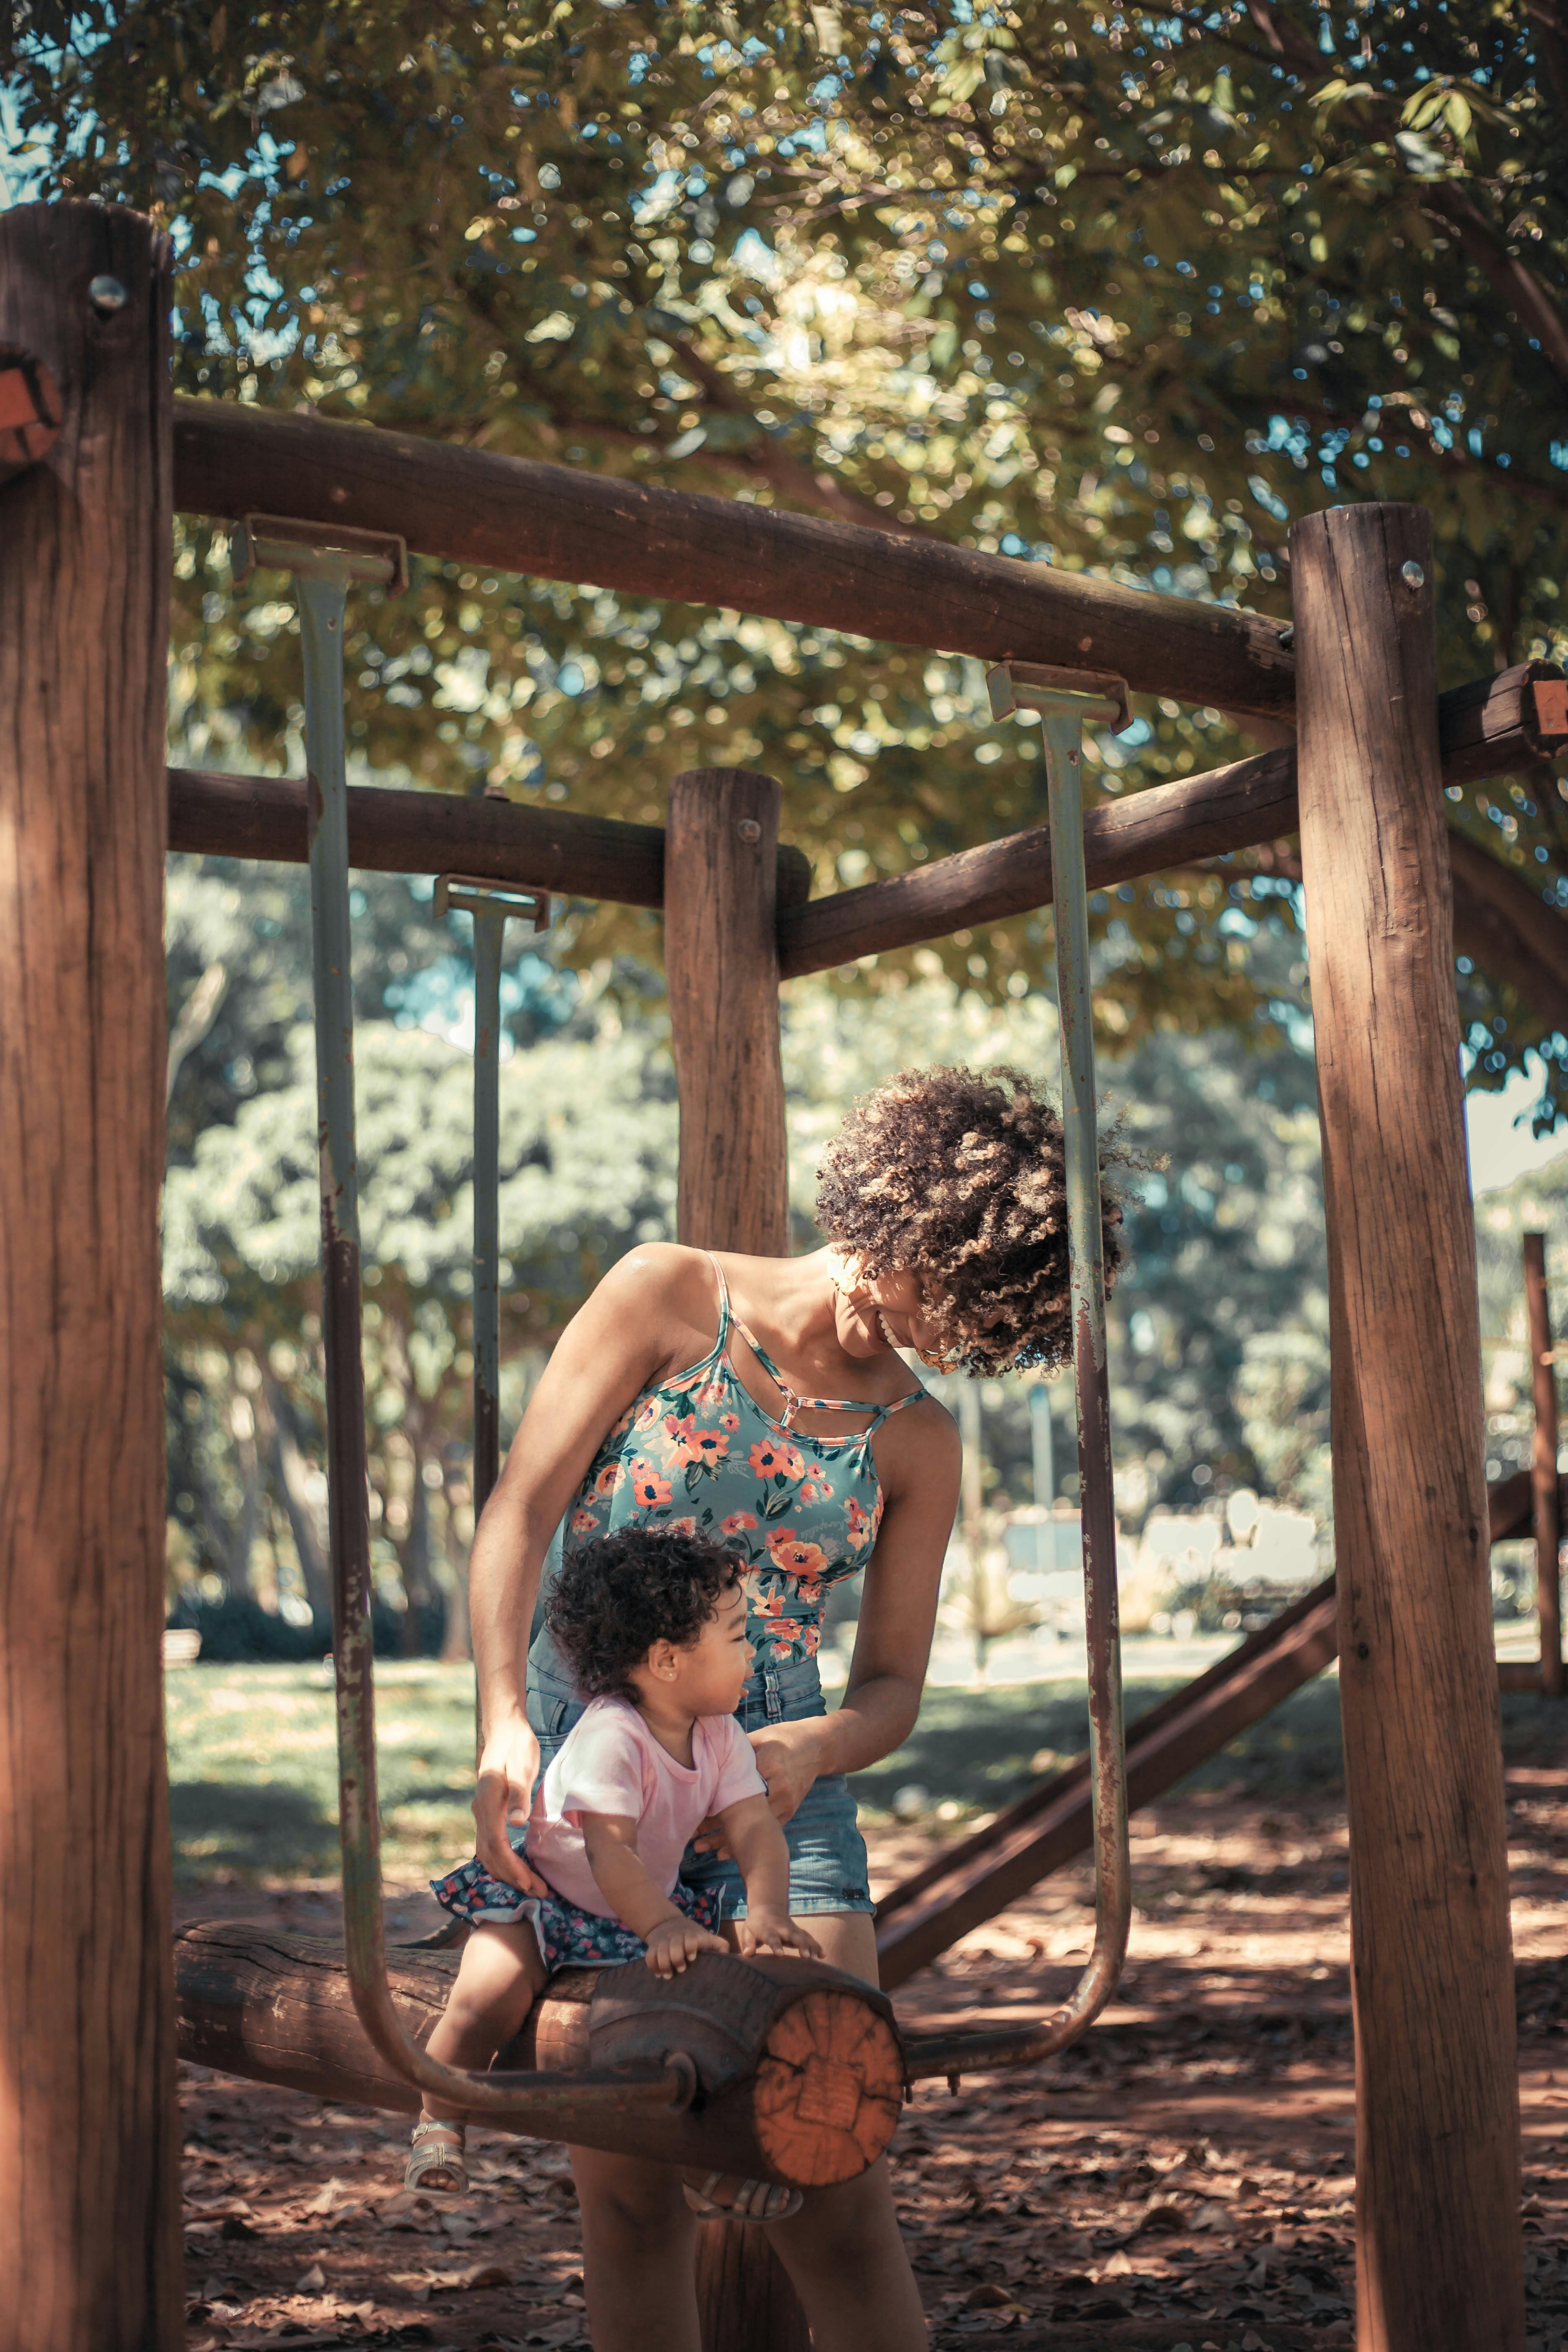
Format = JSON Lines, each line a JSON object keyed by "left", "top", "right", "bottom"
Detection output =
{"left": 583, "top": 1243, "right": 720, "bottom": 1340}
{"left": 878, "top": 1388, "right": 962, "bottom": 1494}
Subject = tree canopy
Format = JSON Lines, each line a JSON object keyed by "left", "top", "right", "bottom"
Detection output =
{"left": 8, "top": 0, "right": 1566, "bottom": 1091}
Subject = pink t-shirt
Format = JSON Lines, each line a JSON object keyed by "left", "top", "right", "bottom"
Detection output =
{"left": 525, "top": 1696, "right": 767, "bottom": 1919}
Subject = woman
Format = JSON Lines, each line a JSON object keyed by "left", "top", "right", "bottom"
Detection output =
{"left": 462, "top": 1065, "right": 1121, "bottom": 2352}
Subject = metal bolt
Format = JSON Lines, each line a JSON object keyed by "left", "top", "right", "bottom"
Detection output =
{"left": 1400, "top": 560, "right": 1426, "bottom": 591}
{"left": 88, "top": 274, "right": 129, "bottom": 317}
{"left": 736, "top": 817, "right": 761, "bottom": 843}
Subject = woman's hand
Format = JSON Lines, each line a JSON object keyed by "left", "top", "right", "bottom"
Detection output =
{"left": 472, "top": 1714, "right": 549, "bottom": 1895}
{"left": 691, "top": 1720, "right": 829, "bottom": 1855}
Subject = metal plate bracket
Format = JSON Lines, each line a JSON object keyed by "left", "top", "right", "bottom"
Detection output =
{"left": 232, "top": 512, "right": 408, "bottom": 595}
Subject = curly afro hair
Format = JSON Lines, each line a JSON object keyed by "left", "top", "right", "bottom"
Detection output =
{"left": 545, "top": 1527, "right": 743, "bottom": 1703}
{"left": 814, "top": 1063, "right": 1126, "bottom": 1377}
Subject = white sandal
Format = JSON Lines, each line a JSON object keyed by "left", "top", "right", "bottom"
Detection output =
{"left": 682, "top": 2170, "right": 802, "bottom": 2223}
{"left": 405, "top": 2118, "right": 468, "bottom": 2195}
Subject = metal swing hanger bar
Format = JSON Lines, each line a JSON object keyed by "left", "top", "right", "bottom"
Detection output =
{"left": 904, "top": 660, "right": 1133, "bottom": 2085}
{"left": 244, "top": 516, "right": 693, "bottom": 2125}
{"left": 433, "top": 872, "right": 552, "bottom": 1525}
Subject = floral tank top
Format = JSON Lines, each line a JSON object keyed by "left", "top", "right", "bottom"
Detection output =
{"left": 561, "top": 1257, "right": 926, "bottom": 1668}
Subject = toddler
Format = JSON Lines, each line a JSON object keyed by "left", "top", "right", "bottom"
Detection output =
{"left": 405, "top": 1526, "right": 821, "bottom": 2195}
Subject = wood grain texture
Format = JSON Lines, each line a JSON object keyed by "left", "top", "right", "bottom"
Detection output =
{"left": 173, "top": 1927, "right": 903, "bottom": 2186}
{"left": 1291, "top": 503, "right": 1522, "bottom": 2352}
{"left": 662, "top": 766, "right": 798, "bottom": 2346}
{"left": 777, "top": 661, "right": 1567, "bottom": 980}
{"left": 665, "top": 769, "right": 790, "bottom": 1255}
{"left": 168, "top": 763, "right": 814, "bottom": 912}
{"left": 695, "top": 2225, "right": 811, "bottom": 2352}
{"left": 171, "top": 395, "right": 1297, "bottom": 720}
{"left": 0, "top": 202, "right": 182, "bottom": 2351}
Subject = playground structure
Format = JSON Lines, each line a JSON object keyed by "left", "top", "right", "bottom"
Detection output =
{"left": 3, "top": 198, "right": 1567, "bottom": 2352}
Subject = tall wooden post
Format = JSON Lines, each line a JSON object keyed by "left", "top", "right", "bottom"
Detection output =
{"left": 0, "top": 205, "right": 182, "bottom": 2347}
{"left": 1523, "top": 1232, "right": 1563, "bottom": 1695}
{"left": 665, "top": 767, "right": 806, "bottom": 2352}
{"left": 666, "top": 767, "right": 791, "bottom": 1259}
{"left": 1292, "top": 503, "right": 1523, "bottom": 2352}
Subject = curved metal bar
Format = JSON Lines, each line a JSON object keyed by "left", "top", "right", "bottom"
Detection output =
{"left": 905, "top": 666, "right": 1134, "bottom": 2084}
{"left": 247, "top": 522, "right": 692, "bottom": 2125}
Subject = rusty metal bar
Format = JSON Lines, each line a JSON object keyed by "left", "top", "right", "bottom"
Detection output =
{"left": 433, "top": 874, "right": 551, "bottom": 1522}
{"left": 905, "top": 663, "right": 1132, "bottom": 2083}
{"left": 241, "top": 518, "right": 694, "bottom": 2125}
{"left": 1523, "top": 1232, "right": 1565, "bottom": 1697}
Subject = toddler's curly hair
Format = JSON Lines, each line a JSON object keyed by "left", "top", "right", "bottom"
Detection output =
{"left": 546, "top": 1526, "right": 743, "bottom": 1703}
{"left": 814, "top": 1063, "right": 1127, "bottom": 1377}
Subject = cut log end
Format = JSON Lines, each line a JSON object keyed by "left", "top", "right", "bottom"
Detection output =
{"left": 753, "top": 1985, "right": 904, "bottom": 2187}
{"left": 174, "top": 1922, "right": 904, "bottom": 2189}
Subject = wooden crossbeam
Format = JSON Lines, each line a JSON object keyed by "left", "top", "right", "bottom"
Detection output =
{"left": 168, "top": 763, "right": 813, "bottom": 910}
{"left": 778, "top": 661, "right": 1565, "bottom": 978}
{"left": 171, "top": 395, "right": 1295, "bottom": 722}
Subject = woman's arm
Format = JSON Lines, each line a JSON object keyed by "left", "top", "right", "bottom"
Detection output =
{"left": 746, "top": 1400, "right": 961, "bottom": 1820}
{"left": 468, "top": 1244, "right": 717, "bottom": 1887}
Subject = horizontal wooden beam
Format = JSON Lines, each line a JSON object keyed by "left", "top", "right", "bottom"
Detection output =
{"left": 779, "top": 663, "right": 1567, "bottom": 979}
{"left": 172, "top": 396, "right": 1296, "bottom": 722}
{"left": 168, "top": 765, "right": 813, "bottom": 910}
{"left": 175, "top": 1925, "right": 904, "bottom": 2183}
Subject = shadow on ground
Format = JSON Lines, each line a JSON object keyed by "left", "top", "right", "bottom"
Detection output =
{"left": 169, "top": 1780, "right": 337, "bottom": 1884}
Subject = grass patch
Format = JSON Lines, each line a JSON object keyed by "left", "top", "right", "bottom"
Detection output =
{"left": 165, "top": 1656, "right": 1567, "bottom": 1884}
{"left": 847, "top": 1676, "right": 1568, "bottom": 1823}
{"left": 165, "top": 1658, "right": 479, "bottom": 1886}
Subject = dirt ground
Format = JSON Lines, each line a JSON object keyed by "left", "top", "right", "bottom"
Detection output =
{"left": 176, "top": 1769, "right": 1567, "bottom": 2352}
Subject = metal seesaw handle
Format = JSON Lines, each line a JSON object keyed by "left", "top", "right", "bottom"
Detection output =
{"left": 903, "top": 660, "right": 1132, "bottom": 2084}
{"left": 237, "top": 518, "right": 693, "bottom": 2123}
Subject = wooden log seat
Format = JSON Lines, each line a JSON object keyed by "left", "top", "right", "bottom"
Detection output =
{"left": 175, "top": 1923, "right": 904, "bottom": 2189}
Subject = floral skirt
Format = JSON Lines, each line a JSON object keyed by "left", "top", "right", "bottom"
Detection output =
{"left": 431, "top": 1845, "right": 723, "bottom": 1972}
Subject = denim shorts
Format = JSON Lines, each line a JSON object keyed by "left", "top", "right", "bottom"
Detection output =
{"left": 526, "top": 1636, "right": 873, "bottom": 1921}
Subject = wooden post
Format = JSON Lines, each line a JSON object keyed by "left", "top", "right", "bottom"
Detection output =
{"left": 0, "top": 204, "right": 182, "bottom": 2348}
{"left": 1523, "top": 1232, "right": 1564, "bottom": 1694}
{"left": 1291, "top": 503, "right": 1523, "bottom": 2352}
{"left": 665, "top": 768, "right": 805, "bottom": 2350}
{"left": 666, "top": 768, "right": 791, "bottom": 1258}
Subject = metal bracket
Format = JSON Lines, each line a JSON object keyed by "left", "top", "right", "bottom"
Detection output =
{"left": 232, "top": 512, "right": 408, "bottom": 595}
{"left": 433, "top": 874, "right": 552, "bottom": 933}
{"left": 987, "top": 660, "right": 1132, "bottom": 733}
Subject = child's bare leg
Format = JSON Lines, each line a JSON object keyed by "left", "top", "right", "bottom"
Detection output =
{"left": 421, "top": 1920, "right": 546, "bottom": 2123}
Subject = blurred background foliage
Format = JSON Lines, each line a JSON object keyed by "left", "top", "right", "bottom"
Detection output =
{"left": 6, "top": 0, "right": 1565, "bottom": 1640}
{"left": 162, "top": 845, "right": 1340, "bottom": 1644}
{"left": 6, "top": 0, "right": 1566, "bottom": 1071}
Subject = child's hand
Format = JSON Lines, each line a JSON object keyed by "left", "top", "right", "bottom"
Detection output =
{"left": 642, "top": 1915, "right": 727, "bottom": 1978}
{"left": 733, "top": 1910, "right": 823, "bottom": 1961}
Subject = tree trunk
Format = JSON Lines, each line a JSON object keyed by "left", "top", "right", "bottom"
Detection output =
{"left": 0, "top": 201, "right": 182, "bottom": 2351}
{"left": 1291, "top": 502, "right": 1523, "bottom": 2352}
{"left": 665, "top": 767, "right": 804, "bottom": 2351}
{"left": 439, "top": 1460, "right": 475, "bottom": 1665}
{"left": 264, "top": 1373, "right": 333, "bottom": 1618}
{"left": 1523, "top": 1231, "right": 1563, "bottom": 1695}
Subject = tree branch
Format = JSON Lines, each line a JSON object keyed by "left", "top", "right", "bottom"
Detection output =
{"left": 1420, "top": 184, "right": 1568, "bottom": 395}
